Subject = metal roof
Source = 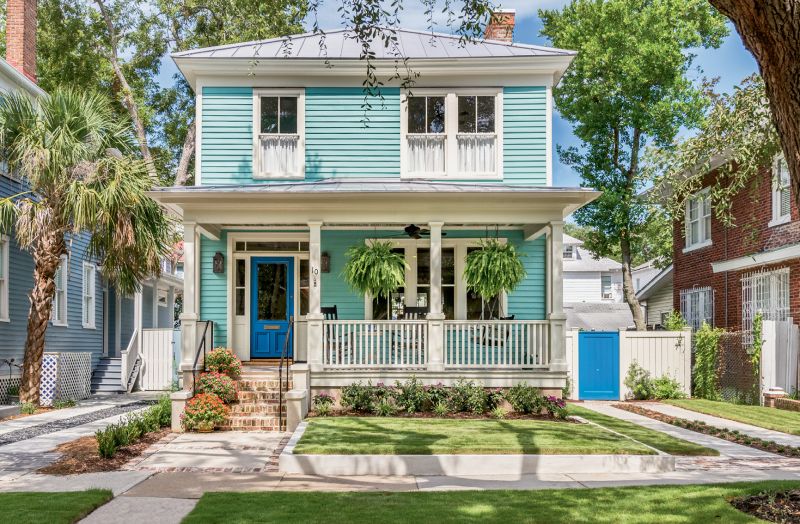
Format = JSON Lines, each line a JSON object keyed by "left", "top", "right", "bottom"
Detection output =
{"left": 564, "top": 246, "right": 621, "bottom": 272}
{"left": 172, "top": 28, "right": 575, "bottom": 61}
{"left": 565, "top": 302, "right": 634, "bottom": 331}
{"left": 150, "top": 178, "right": 598, "bottom": 195}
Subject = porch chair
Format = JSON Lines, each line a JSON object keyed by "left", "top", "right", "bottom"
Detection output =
{"left": 320, "top": 305, "right": 352, "bottom": 365}
{"left": 472, "top": 315, "right": 515, "bottom": 364}
{"left": 391, "top": 305, "right": 429, "bottom": 366}
{"left": 401, "top": 306, "right": 428, "bottom": 320}
{"left": 321, "top": 305, "right": 338, "bottom": 320}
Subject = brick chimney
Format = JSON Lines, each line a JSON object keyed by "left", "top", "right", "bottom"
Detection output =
{"left": 6, "top": 0, "right": 37, "bottom": 82}
{"left": 484, "top": 9, "right": 515, "bottom": 43}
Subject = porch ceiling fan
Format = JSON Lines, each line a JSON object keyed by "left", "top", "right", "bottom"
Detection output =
{"left": 403, "top": 224, "right": 447, "bottom": 239}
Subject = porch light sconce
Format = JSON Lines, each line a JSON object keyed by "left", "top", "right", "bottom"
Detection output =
{"left": 321, "top": 252, "right": 331, "bottom": 273}
{"left": 212, "top": 251, "right": 224, "bottom": 274}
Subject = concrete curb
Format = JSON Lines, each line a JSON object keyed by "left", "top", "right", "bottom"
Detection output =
{"left": 279, "top": 422, "right": 676, "bottom": 476}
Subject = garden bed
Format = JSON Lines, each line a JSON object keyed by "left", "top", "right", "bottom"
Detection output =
{"left": 731, "top": 487, "right": 800, "bottom": 523}
{"left": 37, "top": 428, "right": 171, "bottom": 475}
{"left": 665, "top": 399, "right": 800, "bottom": 436}
{"left": 309, "top": 409, "right": 576, "bottom": 421}
{"left": 613, "top": 403, "right": 800, "bottom": 458}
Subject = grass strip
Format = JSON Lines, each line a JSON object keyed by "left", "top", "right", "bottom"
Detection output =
{"left": 0, "top": 489, "right": 113, "bottom": 524}
{"left": 614, "top": 403, "right": 800, "bottom": 458}
{"left": 568, "top": 405, "right": 718, "bottom": 456}
{"left": 183, "top": 481, "right": 800, "bottom": 524}
{"left": 665, "top": 399, "right": 800, "bottom": 436}
{"left": 294, "top": 416, "right": 655, "bottom": 455}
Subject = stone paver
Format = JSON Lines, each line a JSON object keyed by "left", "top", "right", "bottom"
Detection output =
{"left": 80, "top": 495, "right": 197, "bottom": 524}
{"left": 0, "top": 471, "right": 152, "bottom": 495}
{"left": 647, "top": 402, "right": 800, "bottom": 448}
{"left": 133, "top": 431, "right": 289, "bottom": 472}
{"left": 579, "top": 402, "right": 776, "bottom": 458}
{"left": 124, "top": 472, "right": 283, "bottom": 499}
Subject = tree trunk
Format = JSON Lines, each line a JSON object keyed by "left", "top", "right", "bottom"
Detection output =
{"left": 173, "top": 120, "right": 196, "bottom": 186}
{"left": 95, "top": 0, "right": 158, "bottom": 181}
{"left": 19, "top": 232, "right": 66, "bottom": 405}
{"left": 620, "top": 232, "right": 646, "bottom": 330}
{"left": 709, "top": 0, "right": 800, "bottom": 206}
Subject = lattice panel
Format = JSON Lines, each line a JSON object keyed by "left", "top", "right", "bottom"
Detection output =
{"left": 0, "top": 377, "right": 21, "bottom": 404}
{"left": 56, "top": 352, "right": 92, "bottom": 402}
{"left": 40, "top": 353, "right": 58, "bottom": 407}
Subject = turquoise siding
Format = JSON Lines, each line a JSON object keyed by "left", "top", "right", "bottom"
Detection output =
{"left": 199, "top": 233, "right": 228, "bottom": 346}
{"left": 200, "top": 87, "right": 253, "bottom": 185}
{"left": 503, "top": 86, "right": 547, "bottom": 184}
{"left": 199, "top": 86, "right": 549, "bottom": 185}
{"left": 306, "top": 88, "right": 400, "bottom": 179}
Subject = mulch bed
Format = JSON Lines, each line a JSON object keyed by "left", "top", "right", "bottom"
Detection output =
{"left": 309, "top": 410, "right": 577, "bottom": 422}
{"left": 37, "top": 428, "right": 171, "bottom": 475}
{"left": 731, "top": 489, "right": 800, "bottom": 523}
{"left": 613, "top": 403, "right": 800, "bottom": 459}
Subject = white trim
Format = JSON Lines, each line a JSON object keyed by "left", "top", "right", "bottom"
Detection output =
{"left": 252, "top": 88, "right": 306, "bottom": 180}
{"left": 81, "top": 262, "right": 97, "bottom": 329}
{"left": 195, "top": 78, "right": 203, "bottom": 186}
{"left": 682, "top": 239, "right": 712, "bottom": 254}
{"left": 768, "top": 215, "right": 791, "bottom": 228}
{"left": 51, "top": 254, "right": 69, "bottom": 327}
{"left": 400, "top": 88, "right": 503, "bottom": 180}
{"left": 712, "top": 243, "right": 800, "bottom": 273}
{"left": 683, "top": 188, "right": 712, "bottom": 251}
{"left": 546, "top": 84, "right": 553, "bottom": 186}
{"left": 771, "top": 154, "right": 792, "bottom": 227}
{"left": 0, "top": 235, "right": 8, "bottom": 322}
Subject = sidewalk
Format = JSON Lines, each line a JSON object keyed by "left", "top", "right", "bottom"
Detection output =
{"left": 643, "top": 402, "right": 800, "bottom": 448}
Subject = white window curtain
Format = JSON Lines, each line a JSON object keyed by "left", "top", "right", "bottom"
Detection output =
{"left": 680, "top": 286, "right": 714, "bottom": 331}
{"left": 52, "top": 255, "right": 68, "bottom": 325}
{"left": 457, "top": 134, "right": 495, "bottom": 174}
{"left": 407, "top": 135, "right": 446, "bottom": 174}
{"left": 742, "top": 267, "right": 790, "bottom": 345}
{"left": 82, "top": 263, "right": 96, "bottom": 328}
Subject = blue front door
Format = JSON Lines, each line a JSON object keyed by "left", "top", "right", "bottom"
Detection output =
{"left": 578, "top": 331, "right": 620, "bottom": 400}
{"left": 250, "top": 257, "right": 294, "bottom": 359}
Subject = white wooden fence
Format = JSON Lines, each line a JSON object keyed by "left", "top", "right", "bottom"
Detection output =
{"left": 140, "top": 328, "right": 175, "bottom": 390}
{"left": 444, "top": 320, "right": 549, "bottom": 369}
{"left": 762, "top": 319, "right": 799, "bottom": 395}
{"left": 567, "top": 329, "right": 691, "bottom": 400}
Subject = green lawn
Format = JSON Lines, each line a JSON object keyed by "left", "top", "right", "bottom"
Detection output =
{"left": 183, "top": 481, "right": 800, "bottom": 523}
{"left": 568, "top": 405, "right": 718, "bottom": 456}
{"left": 294, "top": 417, "right": 655, "bottom": 455}
{"left": 0, "top": 490, "right": 113, "bottom": 524}
{"left": 665, "top": 399, "right": 800, "bottom": 436}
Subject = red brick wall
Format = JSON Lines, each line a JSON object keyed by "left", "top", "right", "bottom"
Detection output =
{"left": 484, "top": 11, "right": 515, "bottom": 42}
{"left": 6, "top": 0, "right": 37, "bottom": 82}
{"left": 672, "top": 165, "right": 800, "bottom": 331}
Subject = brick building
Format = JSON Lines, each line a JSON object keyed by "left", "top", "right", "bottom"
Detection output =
{"left": 673, "top": 155, "right": 800, "bottom": 337}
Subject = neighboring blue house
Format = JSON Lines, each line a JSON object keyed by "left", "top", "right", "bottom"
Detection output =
{"left": 153, "top": 13, "right": 599, "bottom": 402}
{"left": 0, "top": 54, "right": 182, "bottom": 399}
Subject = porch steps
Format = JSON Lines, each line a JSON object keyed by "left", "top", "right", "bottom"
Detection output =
{"left": 90, "top": 357, "right": 126, "bottom": 394}
{"left": 221, "top": 369, "right": 291, "bottom": 431}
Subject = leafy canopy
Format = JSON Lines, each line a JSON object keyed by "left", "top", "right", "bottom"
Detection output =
{"left": 463, "top": 239, "right": 525, "bottom": 301}
{"left": 539, "top": 0, "right": 728, "bottom": 262}
{"left": 0, "top": 88, "right": 175, "bottom": 294}
{"left": 342, "top": 241, "right": 407, "bottom": 298}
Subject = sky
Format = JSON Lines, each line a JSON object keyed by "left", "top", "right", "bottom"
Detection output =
{"left": 163, "top": 0, "right": 759, "bottom": 187}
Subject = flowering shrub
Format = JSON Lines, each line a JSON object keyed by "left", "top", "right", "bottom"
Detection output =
{"left": 424, "top": 382, "right": 448, "bottom": 409}
{"left": 313, "top": 393, "right": 335, "bottom": 416}
{"left": 182, "top": 393, "right": 228, "bottom": 431}
{"left": 340, "top": 382, "right": 374, "bottom": 412}
{"left": 543, "top": 396, "right": 568, "bottom": 419}
{"left": 205, "top": 347, "right": 242, "bottom": 378}
{"left": 196, "top": 372, "right": 238, "bottom": 404}
{"left": 393, "top": 376, "right": 426, "bottom": 413}
{"left": 504, "top": 382, "right": 544, "bottom": 414}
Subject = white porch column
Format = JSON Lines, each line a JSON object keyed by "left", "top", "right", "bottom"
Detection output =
{"left": 115, "top": 293, "right": 121, "bottom": 357}
{"left": 151, "top": 280, "right": 159, "bottom": 328}
{"left": 427, "top": 222, "right": 445, "bottom": 372}
{"left": 167, "top": 286, "right": 175, "bottom": 327}
{"left": 548, "top": 221, "right": 567, "bottom": 372}
{"left": 180, "top": 222, "right": 198, "bottom": 385}
{"left": 307, "top": 221, "right": 324, "bottom": 371}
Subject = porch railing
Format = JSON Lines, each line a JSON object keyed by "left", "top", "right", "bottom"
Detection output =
{"left": 322, "top": 320, "right": 428, "bottom": 369}
{"left": 444, "top": 320, "right": 549, "bottom": 369}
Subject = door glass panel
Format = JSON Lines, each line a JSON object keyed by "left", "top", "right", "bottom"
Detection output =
{"left": 299, "top": 259, "right": 309, "bottom": 315}
{"left": 257, "top": 263, "right": 288, "bottom": 321}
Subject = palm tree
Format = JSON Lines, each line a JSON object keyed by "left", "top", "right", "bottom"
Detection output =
{"left": 0, "top": 88, "right": 175, "bottom": 405}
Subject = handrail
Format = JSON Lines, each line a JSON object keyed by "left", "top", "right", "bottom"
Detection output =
{"left": 121, "top": 329, "right": 139, "bottom": 390}
{"left": 278, "top": 316, "right": 294, "bottom": 432}
{"left": 192, "top": 320, "right": 213, "bottom": 395}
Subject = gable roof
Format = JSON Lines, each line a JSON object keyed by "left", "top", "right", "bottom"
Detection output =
{"left": 636, "top": 264, "right": 673, "bottom": 301}
{"left": 563, "top": 234, "right": 584, "bottom": 246}
{"left": 172, "top": 28, "right": 575, "bottom": 60}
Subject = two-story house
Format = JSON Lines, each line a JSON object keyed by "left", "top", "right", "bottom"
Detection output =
{"left": 151, "top": 13, "right": 599, "bottom": 421}
{"left": 673, "top": 154, "right": 798, "bottom": 338}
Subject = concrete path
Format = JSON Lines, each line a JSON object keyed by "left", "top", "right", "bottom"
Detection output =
{"left": 646, "top": 402, "right": 800, "bottom": 448}
{"left": 80, "top": 495, "right": 196, "bottom": 524}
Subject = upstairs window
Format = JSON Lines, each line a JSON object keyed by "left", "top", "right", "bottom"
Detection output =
{"left": 52, "top": 255, "right": 68, "bottom": 326}
{"left": 601, "top": 274, "right": 613, "bottom": 299}
{"left": 563, "top": 245, "right": 575, "bottom": 260}
{"left": 0, "top": 236, "right": 8, "bottom": 322}
{"left": 771, "top": 155, "right": 791, "bottom": 226}
{"left": 254, "top": 91, "right": 304, "bottom": 179}
{"left": 403, "top": 90, "right": 502, "bottom": 179}
{"left": 684, "top": 190, "right": 711, "bottom": 251}
{"left": 82, "top": 262, "right": 96, "bottom": 329}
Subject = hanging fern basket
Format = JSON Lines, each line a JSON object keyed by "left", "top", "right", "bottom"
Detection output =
{"left": 463, "top": 239, "right": 526, "bottom": 317}
{"left": 342, "top": 240, "right": 407, "bottom": 299}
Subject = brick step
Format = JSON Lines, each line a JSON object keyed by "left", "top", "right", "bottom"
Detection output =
{"left": 221, "top": 415, "right": 285, "bottom": 431}
{"left": 236, "top": 391, "right": 284, "bottom": 402}
{"left": 230, "top": 404, "right": 286, "bottom": 415}
{"left": 237, "top": 380, "right": 292, "bottom": 391}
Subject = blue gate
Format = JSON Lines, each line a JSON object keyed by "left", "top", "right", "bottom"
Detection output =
{"left": 578, "top": 331, "right": 620, "bottom": 400}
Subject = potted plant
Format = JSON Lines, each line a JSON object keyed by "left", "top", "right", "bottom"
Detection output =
{"left": 342, "top": 241, "right": 407, "bottom": 300}
{"left": 6, "top": 385, "right": 19, "bottom": 404}
{"left": 196, "top": 372, "right": 238, "bottom": 404}
{"left": 463, "top": 239, "right": 525, "bottom": 318}
{"left": 181, "top": 393, "right": 228, "bottom": 432}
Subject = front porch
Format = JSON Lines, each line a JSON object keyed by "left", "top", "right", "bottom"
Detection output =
{"left": 149, "top": 180, "right": 599, "bottom": 390}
